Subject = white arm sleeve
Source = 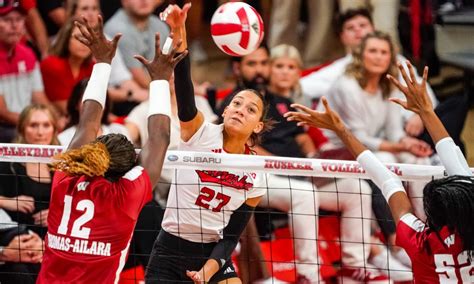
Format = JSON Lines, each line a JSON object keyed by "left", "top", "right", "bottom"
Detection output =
{"left": 357, "top": 150, "right": 406, "bottom": 201}
{"left": 82, "top": 63, "right": 111, "bottom": 109}
{"left": 148, "top": 80, "right": 171, "bottom": 118}
{"left": 435, "top": 137, "right": 472, "bottom": 176}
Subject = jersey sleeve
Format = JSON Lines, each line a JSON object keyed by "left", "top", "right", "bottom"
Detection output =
{"left": 52, "top": 171, "right": 69, "bottom": 190}
{"left": 115, "top": 166, "right": 152, "bottom": 220}
{"left": 396, "top": 213, "right": 427, "bottom": 256}
{"left": 246, "top": 173, "right": 267, "bottom": 199}
{"left": 179, "top": 122, "right": 222, "bottom": 150}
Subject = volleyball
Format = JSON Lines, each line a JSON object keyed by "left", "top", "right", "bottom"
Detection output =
{"left": 210, "top": 2, "right": 264, "bottom": 56}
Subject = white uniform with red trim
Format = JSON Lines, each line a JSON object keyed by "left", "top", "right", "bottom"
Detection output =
{"left": 161, "top": 122, "right": 266, "bottom": 243}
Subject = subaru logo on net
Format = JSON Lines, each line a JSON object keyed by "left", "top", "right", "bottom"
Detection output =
{"left": 167, "top": 154, "right": 179, "bottom": 162}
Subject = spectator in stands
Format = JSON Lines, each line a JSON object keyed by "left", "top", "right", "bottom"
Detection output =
{"left": 216, "top": 44, "right": 270, "bottom": 115}
{"left": 0, "top": 0, "right": 50, "bottom": 143}
{"left": 67, "top": 0, "right": 149, "bottom": 116}
{"left": 339, "top": 0, "right": 401, "bottom": 49}
{"left": 0, "top": 104, "right": 59, "bottom": 239}
{"left": 300, "top": 8, "right": 468, "bottom": 154}
{"left": 36, "top": 0, "right": 65, "bottom": 38}
{"left": 58, "top": 78, "right": 130, "bottom": 146}
{"left": 104, "top": 0, "right": 169, "bottom": 89}
{"left": 268, "top": 44, "right": 310, "bottom": 107}
{"left": 41, "top": 18, "right": 93, "bottom": 117}
{"left": 0, "top": 208, "right": 43, "bottom": 283}
{"left": 320, "top": 31, "right": 433, "bottom": 161}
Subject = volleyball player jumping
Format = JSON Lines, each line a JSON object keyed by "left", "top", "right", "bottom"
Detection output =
{"left": 144, "top": 4, "right": 270, "bottom": 284}
{"left": 37, "top": 15, "right": 186, "bottom": 283}
{"left": 285, "top": 61, "right": 473, "bottom": 283}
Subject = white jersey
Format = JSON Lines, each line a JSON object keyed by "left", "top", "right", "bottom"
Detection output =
{"left": 162, "top": 122, "right": 267, "bottom": 243}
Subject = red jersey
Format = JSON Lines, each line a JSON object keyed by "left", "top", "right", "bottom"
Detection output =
{"left": 396, "top": 213, "right": 473, "bottom": 283}
{"left": 37, "top": 166, "right": 152, "bottom": 284}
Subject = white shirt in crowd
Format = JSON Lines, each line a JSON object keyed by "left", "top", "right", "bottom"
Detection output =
{"left": 300, "top": 54, "right": 439, "bottom": 121}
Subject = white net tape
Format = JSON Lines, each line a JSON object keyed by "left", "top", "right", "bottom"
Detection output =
{"left": 1, "top": 143, "right": 472, "bottom": 181}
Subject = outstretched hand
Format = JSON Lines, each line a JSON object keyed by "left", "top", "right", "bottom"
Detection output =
{"left": 387, "top": 61, "right": 433, "bottom": 114}
{"left": 134, "top": 33, "right": 188, "bottom": 81}
{"left": 284, "top": 97, "right": 346, "bottom": 132}
{"left": 74, "top": 15, "right": 121, "bottom": 64}
{"left": 160, "top": 3, "right": 192, "bottom": 30}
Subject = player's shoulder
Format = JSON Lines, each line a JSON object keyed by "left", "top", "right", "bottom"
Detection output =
{"left": 121, "top": 166, "right": 147, "bottom": 182}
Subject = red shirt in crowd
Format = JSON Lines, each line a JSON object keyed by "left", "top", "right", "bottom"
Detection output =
{"left": 37, "top": 166, "right": 152, "bottom": 284}
{"left": 40, "top": 56, "right": 94, "bottom": 102}
{"left": 396, "top": 213, "right": 473, "bottom": 283}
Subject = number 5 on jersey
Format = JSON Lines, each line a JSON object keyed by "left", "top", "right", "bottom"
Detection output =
{"left": 58, "top": 195, "right": 95, "bottom": 239}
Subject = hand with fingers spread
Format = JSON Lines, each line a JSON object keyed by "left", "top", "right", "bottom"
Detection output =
{"left": 74, "top": 15, "right": 121, "bottom": 64}
{"left": 160, "top": 3, "right": 191, "bottom": 31}
{"left": 284, "top": 97, "right": 346, "bottom": 133}
{"left": 134, "top": 33, "right": 188, "bottom": 81}
{"left": 387, "top": 61, "right": 433, "bottom": 114}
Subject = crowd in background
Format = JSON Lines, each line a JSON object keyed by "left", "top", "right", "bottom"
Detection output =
{"left": 0, "top": 0, "right": 472, "bottom": 283}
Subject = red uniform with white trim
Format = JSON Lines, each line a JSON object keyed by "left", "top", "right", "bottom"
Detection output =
{"left": 37, "top": 166, "right": 152, "bottom": 284}
{"left": 396, "top": 213, "right": 473, "bottom": 283}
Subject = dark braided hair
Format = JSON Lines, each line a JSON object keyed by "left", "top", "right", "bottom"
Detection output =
{"left": 423, "top": 175, "right": 474, "bottom": 259}
{"left": 95, "top": 133, "right": 137, "bottom": 181}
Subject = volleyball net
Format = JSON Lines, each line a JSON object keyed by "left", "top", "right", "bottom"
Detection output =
{"left": 0, "top": 143, "right": 471, "bottom": 283}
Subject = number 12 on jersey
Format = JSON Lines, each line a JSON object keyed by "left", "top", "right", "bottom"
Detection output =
{"left": 58, "top": 195, "right": 95, "bottom": 239}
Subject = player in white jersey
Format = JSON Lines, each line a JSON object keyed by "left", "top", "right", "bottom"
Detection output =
{"left": 144, "top": 4, "right": 270, "bottom": 283}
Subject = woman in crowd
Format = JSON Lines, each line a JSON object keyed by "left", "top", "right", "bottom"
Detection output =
{"left": 66, "top": 0, "right": 149, "bottom": 116}
{"left": 41, "top": 18, "right": 94, "bottom": 117}
{"left": 0, "top": 104, "right": 60, "bottom": 238}
{"left": 58, "top": 78, "right": 130, "bottom": 146}
{"left": 321, "top": 31, "right": 432, "bottom": 162}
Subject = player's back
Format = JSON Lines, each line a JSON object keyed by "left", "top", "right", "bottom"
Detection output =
{"left": 396, "top": 213, "right": 473, "bottom": 283}
{"left": 37, "top": 166, "right": 152, "bottom": 284}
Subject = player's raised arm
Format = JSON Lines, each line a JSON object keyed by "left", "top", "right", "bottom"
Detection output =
{"left": 162, "top": 4, "right": 204, "bottom": 142}
{"left": 135, "top": 33, "right": 187, "bottom": 186}
{"left": 285, "top": 98, "right": 413, "bottom": 223}
{"left": 388, "top": 61, "right": 472, "bottom": 176}
{"left": 67, "top": 15, "right": 121, "bottom": 150}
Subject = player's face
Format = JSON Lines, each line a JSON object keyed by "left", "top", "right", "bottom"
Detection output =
{"left": 340, "top": 15, "right": 374, "bottom": 51}
{"left": 269, "top": 56, "right": 301, "bottom": 93}
{"left": 23, "top": 110, "right": 56, "bottom": 145}
{"left": 74, "top": 0, "right": 100, "bottom": 27}
{"left": 238, "top": 48, "right": 270, "bottom": 90}
{"left": 122, "top": 0, "right": 156, "bottom": 19}
{"left": 0, "top": 11, "right": 25, "bottom": 46}
{"left": 223, "top": 91, "right": 264, "bottom": 138}
{"left": 69, "top": 26, "right": 92, "bottom": 59}
{"left": 362, "top": 38, "right": 392, "bottom": 76}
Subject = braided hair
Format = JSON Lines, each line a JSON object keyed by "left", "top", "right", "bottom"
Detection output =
{"left": 52, "top": 133, "right": 136, "bottom": 181}
{"left": 423, "top": 175, "right": 474, "bottom": 258}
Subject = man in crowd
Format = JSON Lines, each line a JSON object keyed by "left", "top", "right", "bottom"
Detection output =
{"left": 105, "top": 0, "right": 169, "bottom": 89}
{"left": 0, "top": 0, "right": 50, "bottom": 142}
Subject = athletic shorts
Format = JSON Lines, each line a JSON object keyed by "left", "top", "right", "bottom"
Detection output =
{"left": 145, "top": 230, "right": 238, "bottom": 283}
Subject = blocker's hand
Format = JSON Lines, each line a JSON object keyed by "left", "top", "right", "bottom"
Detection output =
{"left": 284, "top": 97, "right": 346, "bottom": 132}
{"left": 74, "top": 15, "right": 121, "bottom": 64}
